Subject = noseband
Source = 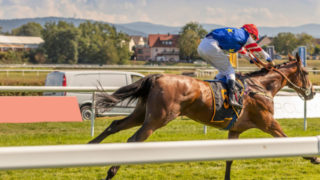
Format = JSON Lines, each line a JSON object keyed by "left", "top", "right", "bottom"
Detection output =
{"left": 250, "top": 54, "right": 312, "bottom": 99}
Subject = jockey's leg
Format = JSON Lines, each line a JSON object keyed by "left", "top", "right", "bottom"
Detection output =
{"left": 197, "top": 38, "right": 228, "bottom": 81}
{"left": 226, "top": 73, "right": 243, "bottom": 108}
{"left": 198, "top": 37, "right": 242, "bottom": 108}
{"left": 214, "top": 72, "right": 225, "bottom": 80}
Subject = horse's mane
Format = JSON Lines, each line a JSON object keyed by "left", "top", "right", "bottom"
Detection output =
{"left": 244, "top": 61, "right": 296, "bottom": 77}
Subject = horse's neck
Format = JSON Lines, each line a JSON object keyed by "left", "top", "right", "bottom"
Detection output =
{"left": 248, "top": 68, "right": 290, "bottom": 97}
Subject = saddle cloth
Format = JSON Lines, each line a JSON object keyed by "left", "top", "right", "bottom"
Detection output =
{"left": 205, "top": 77, "right": 245, "bottom": 130}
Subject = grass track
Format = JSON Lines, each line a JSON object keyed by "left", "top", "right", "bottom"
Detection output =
{"left": 0, "top": 117, "right": 320, "bottom": 179}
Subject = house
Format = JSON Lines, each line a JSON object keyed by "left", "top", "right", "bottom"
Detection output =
{"left": 129, "top": 36, "right": 150, "bottom": 61}
{"left": 0, "top": 35, "right": 44, "bottom": 51}
{"left": 135, "top": 46, "right": 151, "bottom": 61}
{"left": 129, "top": 36, "right": 147, "bottom": 52}
{"left": 148, "top": 34, "right": 180, "bottom": 62}
{"left": 257, "top": 36, "right": 273, "bottom": 47}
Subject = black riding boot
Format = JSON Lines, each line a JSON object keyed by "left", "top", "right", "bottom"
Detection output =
{"left": 227, "top": 79, "right": 243, "bottom": 108}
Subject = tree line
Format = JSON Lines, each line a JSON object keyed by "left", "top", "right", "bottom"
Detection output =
{"left": 0, "top": 21, "right": 130, "bottom": 64}
{"left": 0, "top": 21, "right": 319, "bottom": 64}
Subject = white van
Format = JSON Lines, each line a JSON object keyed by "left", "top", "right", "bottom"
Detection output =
{"left": 44, "top": 71, "right": 144, "bottom": 120}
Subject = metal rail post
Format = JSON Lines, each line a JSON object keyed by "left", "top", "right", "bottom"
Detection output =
{"left": 304, "top": 100, "right": 307, "bottom": 131}
{"left": 203, "top": 125, "right": 207, "bottom": 134}
{"left": 91, "top": 92, "right": 96, "bottom": 137}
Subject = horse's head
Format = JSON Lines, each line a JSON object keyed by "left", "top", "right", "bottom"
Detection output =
{"left": 287, "top": 53, "right": 315, "bottom": 100}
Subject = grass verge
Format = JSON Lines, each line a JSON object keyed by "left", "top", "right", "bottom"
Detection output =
{"left": 0, "top": 117, "right": 319, "bottom": 179}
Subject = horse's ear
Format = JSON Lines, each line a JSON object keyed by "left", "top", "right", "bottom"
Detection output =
{"left": 288, "top": 53, "right": 295, "bottom": 61}
{"left": 295, "top": 53, "right": 302, "bottom": 64}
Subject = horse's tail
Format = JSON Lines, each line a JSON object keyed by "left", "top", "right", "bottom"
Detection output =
{"left": 96, "top": 74, "right": 162, "bottom": 111}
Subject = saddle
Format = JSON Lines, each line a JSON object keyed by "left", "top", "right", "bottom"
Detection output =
{"left": 205, "top": 77, "right": 245, "bottom": 130}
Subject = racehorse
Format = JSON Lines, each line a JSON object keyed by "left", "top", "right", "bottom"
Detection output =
{"left": 89, "top": 54, "right": 318, "bottom": 180}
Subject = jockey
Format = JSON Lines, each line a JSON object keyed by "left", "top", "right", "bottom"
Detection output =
{"left": 197, "top": 24, "right": 273, "bottom": 108}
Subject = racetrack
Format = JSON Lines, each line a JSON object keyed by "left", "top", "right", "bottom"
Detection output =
{"left": 0, "top": 116, "right": 319, "bottom": 179}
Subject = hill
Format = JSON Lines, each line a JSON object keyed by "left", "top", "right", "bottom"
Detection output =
{"left": 0, "top": 17, "right": 146, "bottom": 36}
{"left": 1, "top": 17, "right": 320, "bottom": 38}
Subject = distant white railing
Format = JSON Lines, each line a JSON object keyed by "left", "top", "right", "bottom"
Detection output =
{"left": 0, "top": 69, "right": 164, "bottom": 77}
{"left": 0, "top": 64, "right": 203, "bottom": 70}
{"left": 0, "top": 136, "right": 319, "bottom": 170}
{"left": 0, "top": 86, "right": 118, "bottom": 92}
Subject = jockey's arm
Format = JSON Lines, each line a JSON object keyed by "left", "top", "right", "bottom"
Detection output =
{"left": 238, "top": 47, "right": 253, "bottom": 61}
{"left": 239, "top": 36, "right": 272, "bottom": 62}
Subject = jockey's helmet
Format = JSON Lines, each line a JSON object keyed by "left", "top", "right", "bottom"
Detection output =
{"left": 242, "top": 24, "right": 259, "bottom": 40}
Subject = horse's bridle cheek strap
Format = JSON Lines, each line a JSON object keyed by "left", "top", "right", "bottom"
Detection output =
{"left": 297, "top": 64, "right": 312, "bottom": 97}
{"left": 274, "top": 67, "right": 310, "bottom": 98}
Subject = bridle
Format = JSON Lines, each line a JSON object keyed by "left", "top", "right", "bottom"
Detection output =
{"left": 249, "top": 53, "right": 312, "bottom": 99}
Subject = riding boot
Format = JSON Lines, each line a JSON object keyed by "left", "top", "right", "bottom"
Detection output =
{"left": 227, "top": 79, "right": 243, "bottom": 108}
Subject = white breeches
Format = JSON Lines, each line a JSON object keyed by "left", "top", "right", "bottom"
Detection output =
{"left": 197, "top": 38, "right": 235, "bottom": 80}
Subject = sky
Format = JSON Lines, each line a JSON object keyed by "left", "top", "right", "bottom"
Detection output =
{"left": 0, "top": 0, "right": 319, "bottom": 27}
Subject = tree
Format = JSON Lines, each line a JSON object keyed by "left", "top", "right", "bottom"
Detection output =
{"left": 271, "top": 32, "right": 298, "bottom": 55}
{"left": 26, "top": 48, "right": 47, "bottom": 64}
{"left": 180, "top": 22, "right": 207, "bottom": 38}
{"left": 0, "top": 26, "right": 2, "bottom": 34}
{"left": 179, "top": 22, "right": 207, "bottom": 60}
{"left": 296, "top": 33, "right": 315, "bottom": 55}
{"left": 313, "top": 44, "right": 320, "bottom": 56}
{"left": 11, "top": 22, "right": 43, "bottom": 36}
{"left": 77, "top": 21, "right": 130, "bottom": 64}
{"left": 42, "top": 21, "right": 79, "bottom": 64}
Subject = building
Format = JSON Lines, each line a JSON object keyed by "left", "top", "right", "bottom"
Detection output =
{"left": 129, "top": 36, "right": 147, "bottom": 52}
{"left": 0, "top": 35, "right": 44, "bottom": 51}
{"left": 129, "top": 36, "right": 150, "bottom": 61}
{"left": 148, "top": 34, "right": 180, "bottom": 62}
{"left": 135, "top": 46, "right": 151, "bottom": 61}
{"left": 257, "top": 36, "right": 273, "bottom": 47}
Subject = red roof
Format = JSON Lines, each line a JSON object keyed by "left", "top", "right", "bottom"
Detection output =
{"left": 148, "top": 34, "right": 180, "bottom": 48}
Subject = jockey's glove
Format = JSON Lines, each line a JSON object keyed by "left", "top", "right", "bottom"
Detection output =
{"left": 268, "top": 61, "right": 275, "bottom": 67}
{"left": 266, "top": 57, "right": 273, "bottom": 62}
{"left": 249, "top": 58, "right": 257, "bottom": 64}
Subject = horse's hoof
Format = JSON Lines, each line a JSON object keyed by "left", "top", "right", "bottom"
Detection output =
{"left": 88, "top": 139, "right": 99, "bottom": 144}
{"left": 311, "top": 157, "right": 320, "bottom": 164}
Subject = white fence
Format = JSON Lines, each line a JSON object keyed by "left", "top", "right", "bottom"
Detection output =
{"left": 0, "top": 136, "right": 319, "bottom": 170}
{"left": 0, "top": 69, "right": 165, "bottom": 77}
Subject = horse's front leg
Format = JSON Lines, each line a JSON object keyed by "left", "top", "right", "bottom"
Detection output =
{"left": 260, "top": 115, "right": 320, "bottom": 165}
{"left": 225, "top": 130, "right": 241, "bottom": 180}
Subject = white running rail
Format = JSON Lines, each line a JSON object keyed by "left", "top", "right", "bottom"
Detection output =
{"left": 0, "top": 136, "right": 319, "bottom": 170}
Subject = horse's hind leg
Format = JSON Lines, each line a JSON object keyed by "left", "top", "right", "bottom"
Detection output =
{"left": 105, "top": 122, "right": 163, "bottom": 180}
{"left": 88, "top": 101, "right": 146, "bottom": 144}
{"left": 105, "top": 94, "right": 181, "bottom": 180}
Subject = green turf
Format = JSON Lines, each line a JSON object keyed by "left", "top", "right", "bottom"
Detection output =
{"left": 0, "top": 117, "right": 319, "bottom": 179}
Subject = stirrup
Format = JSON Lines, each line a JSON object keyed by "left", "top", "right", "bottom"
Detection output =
{"left": 229, "top": 93, "right": 242, "bottom": 108}
{"left": 230, "top": 101, "right": 242, "bottom": 108}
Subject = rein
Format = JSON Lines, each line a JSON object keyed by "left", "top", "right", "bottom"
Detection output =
{"left": 249, "top": 53, "right": 312, "bottom": 99}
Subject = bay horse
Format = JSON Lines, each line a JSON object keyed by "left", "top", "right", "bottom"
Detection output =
{"left": 89, "top": 54, "right": 318, "bottom": 180}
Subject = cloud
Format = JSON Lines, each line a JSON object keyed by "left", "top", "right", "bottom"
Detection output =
{"left": 0, "top": 0, "right": 318, "bottom": 27}
{"left": 204, "top": 7, "right": 290, "bottom": 27}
